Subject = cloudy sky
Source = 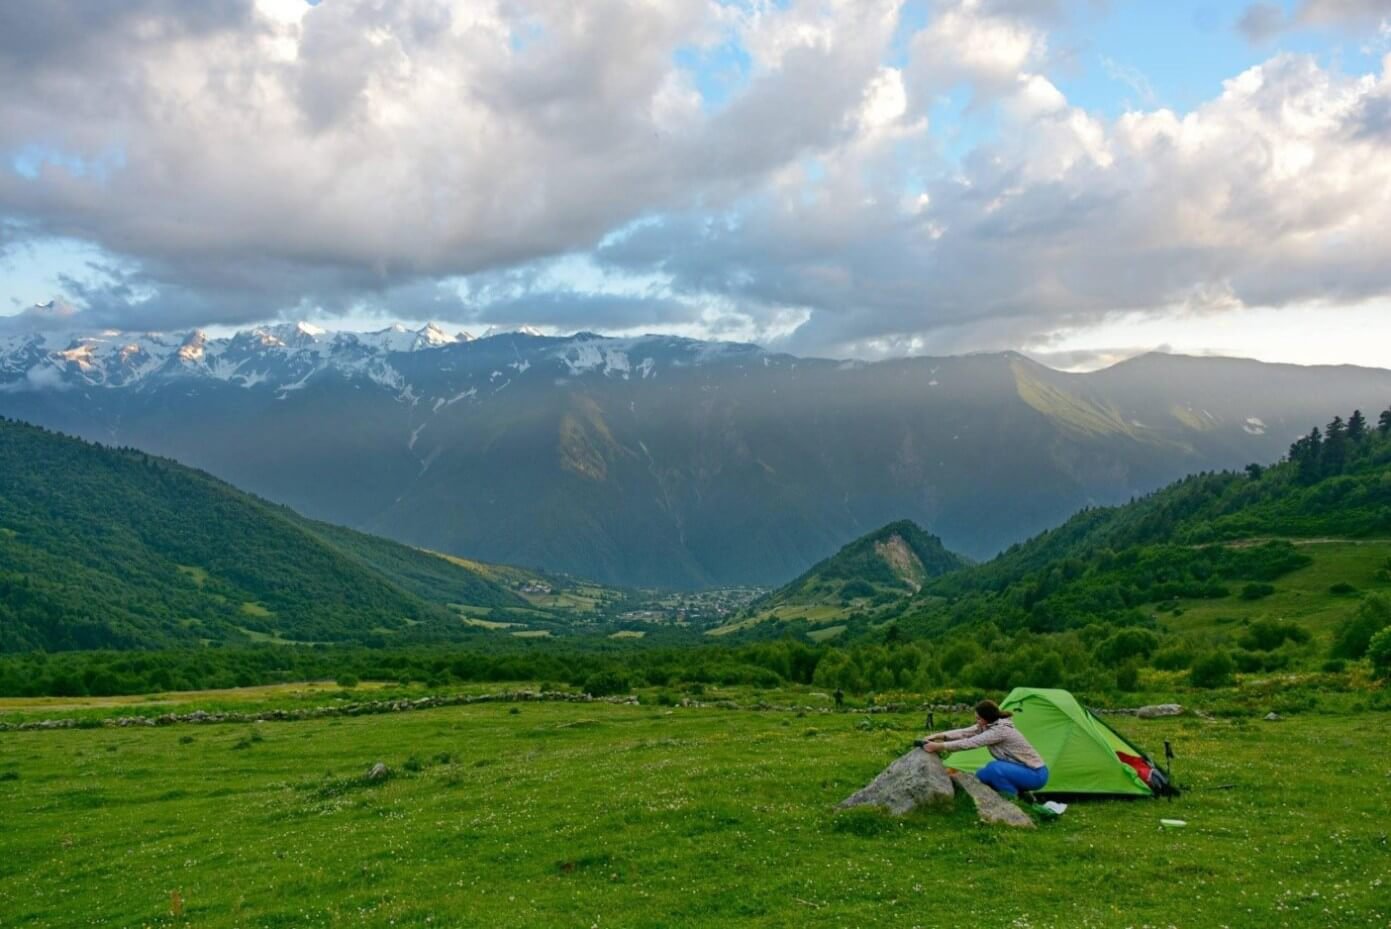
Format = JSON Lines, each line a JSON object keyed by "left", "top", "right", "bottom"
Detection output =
{"left": 2, "top": 0, "right": 1391, "bottom": 368}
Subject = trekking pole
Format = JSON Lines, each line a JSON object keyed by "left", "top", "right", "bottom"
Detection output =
{"left": 1164, "top": 740, "right": 1175, "bottom": 801}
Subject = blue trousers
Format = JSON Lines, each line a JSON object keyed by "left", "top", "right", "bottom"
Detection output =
{"left": 977, "top": 761, "right": 1049, "bottom": 797}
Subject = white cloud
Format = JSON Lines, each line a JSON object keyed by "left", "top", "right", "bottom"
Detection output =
{"left": 1, "top": 0, "right": 1390, "bottom": 367}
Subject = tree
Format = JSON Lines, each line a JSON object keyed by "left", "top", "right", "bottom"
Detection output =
{"left": 1331, "top": 594, "right": 1391, "bottom": 659}
{"left": 1379, "top": 406, "right": 1391, "bottom": 435}
{"left": 1347, "top": 409, "right": 1367, "bottom": 442}
{"left": 1244, "top": 462, "right": 1264, "bottom": 480}
{"left": 1368, "top": 627, "right": 1391, "bottom": 681}
{"left": 1323, "top": 416, "right": 1348, "bottom": 476}
{"left": 1291, "top": 427, "right": 1323, "bottom": 484}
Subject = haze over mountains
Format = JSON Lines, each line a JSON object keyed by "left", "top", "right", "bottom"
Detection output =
{"left": 3, "top": 320, "right": 1390, "bottom": 588}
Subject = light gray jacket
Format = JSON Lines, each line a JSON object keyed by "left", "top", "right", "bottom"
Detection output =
{"left": 935, "top": 718, "right": 1046, "bottom": 769}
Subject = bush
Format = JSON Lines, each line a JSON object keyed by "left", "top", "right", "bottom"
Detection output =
{"left": 582, "top": 669, "right": 631, "bottom": 697}
{"left": 1095, "top": 628, "right": 1159, "bottom": 665}
{"left": 336, "top": 673, "right": 360, "bottom": 688}
{"left": 1368, "top": 627, "right": 1391, "bottom": 681}
{"left": 1331, "top": 595, "right": 1391, "bottom": 659}
{"left": 1240, "top": 583, "right": 1275, "bottom": 601}
{"left": 1152, "top": 644, "right": 1195, "bottom": 671}
{"left": 1238, "top": 620, "right": 1310, "bottom": 652}
{"left": 1189, "top": 651, "right": 1236, "bottom": 688}
{"left": 1329, "top": 582, "right": 1357, "bottom": 596}
{"left": 1115, "top": 662, "right": 1141, "bottom": 692}
{"left": 1320, "top": 658, "right": 1346, "bottom": 673}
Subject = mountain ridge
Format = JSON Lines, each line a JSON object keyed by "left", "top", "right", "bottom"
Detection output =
{"left": 3, "top": 321, "right": 1391, "bottom": 588}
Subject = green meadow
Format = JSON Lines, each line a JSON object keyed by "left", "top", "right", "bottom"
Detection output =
{"left": 2, "top": 696, "right": 1387, "bottom": 929}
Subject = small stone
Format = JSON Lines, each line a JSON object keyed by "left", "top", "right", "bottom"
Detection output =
{"left": 365, "top": 762, "right": 390, "bottom": 781}
{"left": 1264, "top": 711, "right": 1282, "bottom": 721}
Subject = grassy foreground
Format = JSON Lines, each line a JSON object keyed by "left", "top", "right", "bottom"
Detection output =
{"left": 2, "top": 700, "right": 1388, "bottom": 928}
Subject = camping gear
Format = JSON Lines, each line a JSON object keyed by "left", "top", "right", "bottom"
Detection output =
{"left": 945, "top": 687, "right": 1169, "bottom": 797}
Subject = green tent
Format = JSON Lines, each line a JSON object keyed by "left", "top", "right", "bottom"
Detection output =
{"left": 946, "top": 687, "right": 1155, "bottom": 796}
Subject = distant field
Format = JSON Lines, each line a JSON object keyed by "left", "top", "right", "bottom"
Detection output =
{"left": 2, "top": 697, "right": 1387, "bottom": 928}
{"left": 1159, "top": 540, "right": 1391, "bottom": 645}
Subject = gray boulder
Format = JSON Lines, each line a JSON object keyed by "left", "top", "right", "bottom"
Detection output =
{"left": 949, "top": 770, "right": 1035, "bottom": 828}
{"left": 1136, "top": 704, "right": 1184, "bottom": 719}
{"left": 1264, "top": 711, "right": 1282, "bottom": 721}
{"left": 839, "top": 749, "right": 954, "bottom": 815}
{"left": 365, "top": 762, "right": 390, "bottom": 782}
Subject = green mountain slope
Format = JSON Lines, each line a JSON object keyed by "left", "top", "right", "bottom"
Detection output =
{"left": 719, "top": 520, "right": 967, "bottom": 633}
{"left": 0, "top": 418, "right": 526, "bottom": 651}
{"left": 896, "top": 405, "right": 1391, "bottom": 640}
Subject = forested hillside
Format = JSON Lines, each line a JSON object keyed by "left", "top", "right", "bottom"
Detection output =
{"left": 907, "top": 403, "right": 1391, "bottom": 635}
{"left": 0, "top": 418, "right": 525, "bottom": 651}
{"left": 733, "top": 521, "right": 967, "bottom": 629}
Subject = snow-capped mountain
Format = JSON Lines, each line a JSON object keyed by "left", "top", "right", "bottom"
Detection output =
{"left": 2, "top": 317, "right": 1389, "bottom": 588}
{"left": 0, "top": 320, "right": 766, "bottom": 397}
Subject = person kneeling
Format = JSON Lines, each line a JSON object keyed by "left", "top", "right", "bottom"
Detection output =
{"left": 922, "top": 699, "right": 1048, "bottom": 798}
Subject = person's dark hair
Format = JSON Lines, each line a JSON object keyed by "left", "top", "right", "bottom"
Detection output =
{"left": 975, "top": 699, "right": 1012, "bottom": 723}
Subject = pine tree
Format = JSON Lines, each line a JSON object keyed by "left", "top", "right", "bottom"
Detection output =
{"left": 1348, "top": 409, "right": 1367, "bottom": 442}
{"left": 1379, "top": 406, "right": 1391, "bottom": 435}
{"left": 1323, "top": 416, "right": 1348, "bottom": 476}
{"left": 1294, "top": 427, "right": 1323, "bottom": 485}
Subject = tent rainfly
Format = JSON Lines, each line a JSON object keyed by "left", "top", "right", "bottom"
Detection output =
{"left": 946, "top": 687, "right": 1161, "bottom": 797}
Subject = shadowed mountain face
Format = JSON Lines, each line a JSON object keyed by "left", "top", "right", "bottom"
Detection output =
{"left": 2, "top": 324, "right": 1389, "bottom": 588}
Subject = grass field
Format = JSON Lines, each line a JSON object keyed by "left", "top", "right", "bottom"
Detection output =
{"left": 1161, "top": 540, "right": 1391, "bottom": 646}
{"left": 2, "top": 695, "right": 1387, "bottom": 928}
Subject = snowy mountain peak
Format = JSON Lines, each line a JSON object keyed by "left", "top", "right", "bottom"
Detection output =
{"left": 0, "top": 320, "right": 773, "bottom": 395}
{"left": 177, "top": 330, "right": 208, "bottom": 363}
{"left": 482, "top": 324, "right": 545, "bottom": 338}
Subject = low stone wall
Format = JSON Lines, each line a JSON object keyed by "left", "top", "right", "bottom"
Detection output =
{"left": 0, "top": 690, "right": 640, "bottom": 733}
{"left": 1, "top": 693, "right": 1181, "bottom": 734}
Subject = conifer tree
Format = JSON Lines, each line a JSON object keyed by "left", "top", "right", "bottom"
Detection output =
{"left": 1379, "top": 406, "right": 1391, "bottom": 435}
{"left": 1323, "top": 416, "right": 1348, "bottom": 476}
{"left": 1293, "top": 427, "right": 1323, "bottom": 484}
{"left": 1347, "top": 409, "right": 1367, "bottom": 442}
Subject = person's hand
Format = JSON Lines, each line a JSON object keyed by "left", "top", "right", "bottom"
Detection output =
{"left": 923, "top": 742, "right": 944, "bottom": 754}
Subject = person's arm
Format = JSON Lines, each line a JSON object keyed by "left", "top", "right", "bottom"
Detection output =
{"left": 925, "top": 725, "right": 979, "bottom": 741}
{"left": 938, "top": 726, "right": 1007, "bottom": 752}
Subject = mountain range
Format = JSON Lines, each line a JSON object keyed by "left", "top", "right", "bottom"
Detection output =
{"left": 3, "top": 319, "right": 1390, "bottom": 588}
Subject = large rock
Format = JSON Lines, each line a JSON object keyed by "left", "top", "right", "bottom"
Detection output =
{"left": 949, "top": 770, "right": 1035, "bottom": 828}
{"left": 1137, "top": 704, "right": 1183, "bottom": 719}
{"left": 840, "top": 749, "right": 954, "bottom": 815}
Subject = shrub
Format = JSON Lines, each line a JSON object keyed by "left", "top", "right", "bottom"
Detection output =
{"left": 1152, "top": 644, "right": 1195, "bottom": 671}
{"left": 1189, "top": 651, "right": 1236, "bottom": 688}
{"left": 336, "top": 673, "right": 359, "bottom": 688}
{"left": 403, "top": 756, "right": 423, "bottom": 773}
{"left": 1238, "top": 620, "right": 1310, "bottom": 652}
{"left": 1329, "top": 582, "right": 1357, "bottom": 596}
{"left": 1368, "top": 627, "right": 1391, "bottom": 681}
{"left": 1095, "top": 628, "right": 1159, "bottom": 665}
{"left": 1331, "top": 595, "right": 1391, "bottom": 659}
{"left": 1233, "top": 650, "right": 1264, "bottom": 673}
{"left": 1320, "top": 658, "right": 1346, "bottom": 673}
{"left": 1240, "top": 583, "right": 1275, "bottom": 601}
{"left": 1115, "top": 662, "right": 1141, "bottom": 692}
{"left": 582, "top": 669, "right": 631, "bottom": 697}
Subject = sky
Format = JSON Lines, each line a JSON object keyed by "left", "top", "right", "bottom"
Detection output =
{"left": 2, "top": 0, "right": 1391, "bottom": 370}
